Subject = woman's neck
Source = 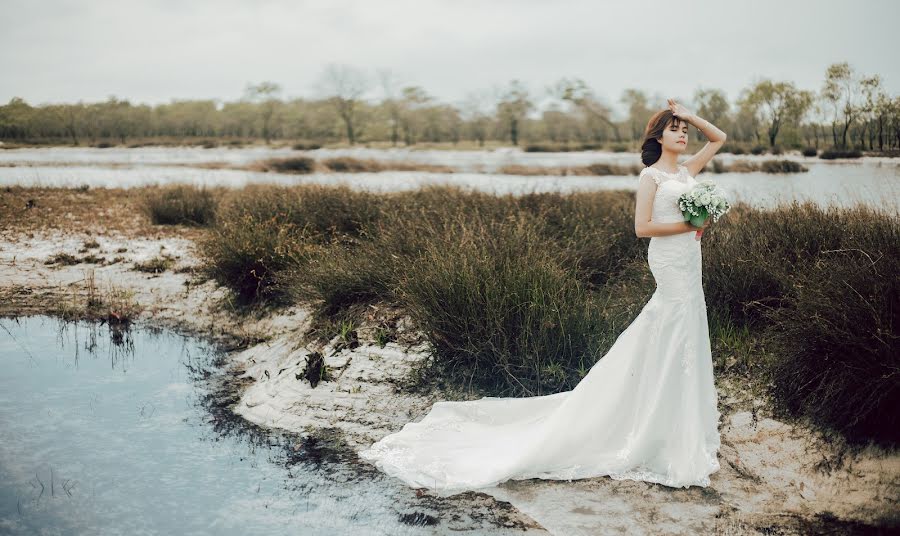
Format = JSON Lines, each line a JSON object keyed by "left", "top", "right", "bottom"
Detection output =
{"left": 654, "top": 151, "right": 679, "bottom": 173}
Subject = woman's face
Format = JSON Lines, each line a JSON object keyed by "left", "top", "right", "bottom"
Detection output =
{"left": 657, "top": 118, "right": 688, "bottom": 153}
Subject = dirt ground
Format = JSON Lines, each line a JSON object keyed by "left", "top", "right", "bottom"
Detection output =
{"left": 1, "top": 187, "right": 897, "bottom": 535}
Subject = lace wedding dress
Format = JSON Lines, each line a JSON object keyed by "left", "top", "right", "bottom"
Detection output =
{"left": 359, "top": 164, "right": 721, "bottom": 495}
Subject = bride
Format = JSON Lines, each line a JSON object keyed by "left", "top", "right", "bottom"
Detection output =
{"left": 359, "top": 98, "right": 729, "bottom": 494}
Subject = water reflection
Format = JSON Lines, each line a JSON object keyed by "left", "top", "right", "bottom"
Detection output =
{"left": 0, "top": 316, "right": 529, "bottom": 535}
{"left": 56, "top": 321, "right": 136, "bottom": 371}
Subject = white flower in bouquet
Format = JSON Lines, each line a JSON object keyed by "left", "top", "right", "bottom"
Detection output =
{"left": 678, "top": 181, "right": 731, "bottom": 240}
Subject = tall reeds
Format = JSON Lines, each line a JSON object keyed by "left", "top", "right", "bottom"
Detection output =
{"left": 196, "top": 184, "right": 898, "bottom": 445}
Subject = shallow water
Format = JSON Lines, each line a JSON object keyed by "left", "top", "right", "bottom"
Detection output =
{"left": 0, "top": 147, "right": 897, "bottom": 209}
{"left": 0, "top": 317, "right": 525, "bottom": 535}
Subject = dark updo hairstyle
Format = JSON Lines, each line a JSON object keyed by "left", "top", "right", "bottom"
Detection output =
{"left": 640, "top": 109, "right": 683, "bottom": 166}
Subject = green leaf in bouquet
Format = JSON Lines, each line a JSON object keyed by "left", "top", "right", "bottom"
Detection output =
{"left": 689, "top": 207, "right": 709, "bottom": 228}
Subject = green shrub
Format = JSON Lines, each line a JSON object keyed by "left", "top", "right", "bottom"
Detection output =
{"left": 199, "top": 210, "right": 316, "bottom": 306}
{"left": 750, "top": 145, "right": 766, "bottom": 155}
{"left": 133, "top": 255, "right": 176, "bottom": 273}
{"left": 583, "top": 163, "right": 641, "bottom": 176}
{"left": 721, "top": 144, "right": 745, "bottom": 155}
{"left": 801, "top": 147, "right": 818, "bottom": 157}
{"left": 515, "top": 190, "right": 642, "bottom": 286}
{"left": 292, "top": 142, "right": 322, "bottom": 150}
{"left": 321, "top": 157, "right": 380, "bottom": 172}
{"left": 45, "top": 252, "right": 79, "bottom": 266}
{"left": 199, "top": 184, "right": 380, "bottom": 305}
{"left": 702, "top": 201, "right": 852, "bottom": 326}
{"left": 726, "top": 160, "right": 760, "bottom": 173}
{"left": 760, "top": 160, "right": 807, "bottom": 173}
{"left": 765, "top": 240, "right": 899, "bottom": 446}
{"left": 258, "top": 157, "right": 316, "bottom": 173}
{"left": 283, "top": 186, "right": 647, "bottom": 395}
{"left": 286, "top": 186, "right": 501, "bottom": 312}
{"left": 285, "top": 237, "right": 395, "bottom": 316}
{"left": 819, "top": 149, "right": 863, "bottom": 159}
{"left": 702, "top": 201, "right": 899, "bottom": 445}
{"left": 523, "top": 143, "right": 606, "bottom": 152}
{"left": 142, "top": 185, "right": 217, "bottom": 225}
{"left": 524, "top": 144, "right": 567, "bottom": 153}
{"left": 396, "top": 215, "right": 605, "bottom": 395}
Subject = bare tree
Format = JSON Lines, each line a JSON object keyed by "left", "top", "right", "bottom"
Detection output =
{"left": 619, "top": 88, "right": 653, "bottom": 141}
{"left": 377, "top": 68, "right": 402, "bottom": 146}
{"left": 804, "top": 97, "right": 831, "bottom": 149}
{"left": 872, "top": 91, "right": 892, "bottom": 151}
{"left": 399, "top": 86, "right": 431, "bottom": 145}
{"left": 460, "top": 91, "right": 493, "bottom": 147}
{"left": 692, "top": 88, "right": 730, "bottom": 125}
{"left": 244, "top": 81, "right": 282, "bottom": 144}
{"left": 858, "top": 75, "right": 883, "bottom": 150}
{"left": 318, "top": 64, "right": 369, "bottom": 145}
{"left": 553, "top": 78, "right": 620, "bottom": 142}
{"left": 891, "top": 96, "right": 900, "bottom": 150}
{"left": 822, "top": 62, "right": 863, "bottom": 149}
{"left": 48, "top": 102, "right": 85, "bottom": 145}
{"left": 692, "top": 88, "right": 730, "bottom": 142}
{"left": 739, "top": 80, "right": 812, "bottom": 147}
{"left": 99, "top": 96, "right": 135, "bottom": 144}
{"left": 496, "top": 80, "right": 532, "bottom": 146}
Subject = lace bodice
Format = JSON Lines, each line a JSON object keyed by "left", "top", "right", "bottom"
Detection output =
{"left": 640, "top": 164, "right": 697, "bottom": 224}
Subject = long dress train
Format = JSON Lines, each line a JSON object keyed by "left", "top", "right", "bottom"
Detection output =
{"left": 358, "top": 164, "right": 722, "bottom": 495}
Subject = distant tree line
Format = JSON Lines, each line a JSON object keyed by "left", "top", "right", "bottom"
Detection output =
{"left": 1, "top": 62, "right": 897, "bottom": 152}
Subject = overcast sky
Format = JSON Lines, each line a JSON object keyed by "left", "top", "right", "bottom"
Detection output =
{"left": 1, "top": 0, "right": 897, "bottom": 116}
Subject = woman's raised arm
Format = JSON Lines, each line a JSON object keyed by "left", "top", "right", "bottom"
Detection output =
{"left": 668, "top": 99, "right": 727, "bottom": 178}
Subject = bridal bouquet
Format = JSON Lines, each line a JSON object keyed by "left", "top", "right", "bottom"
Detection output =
{"left": 678, "top": 180, "right": 731, "bottom": 240}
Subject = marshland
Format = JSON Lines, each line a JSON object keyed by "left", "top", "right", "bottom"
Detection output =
{"left": 3, "top": 149, "right": 898, "bottom": 533}
{"left": 2, "top": 5, "right": 900, "bottom": 528}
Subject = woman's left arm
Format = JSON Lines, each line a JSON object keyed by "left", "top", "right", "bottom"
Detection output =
{"left": 668, "top": 99, "right": 727, "bottom": 177}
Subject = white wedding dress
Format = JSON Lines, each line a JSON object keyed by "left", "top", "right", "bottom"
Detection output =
{"left": 359, "top": 164, "right": 721, "bottom": 494}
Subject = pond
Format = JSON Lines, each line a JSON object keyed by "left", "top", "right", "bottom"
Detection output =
{"left": 0, "top": 317, "right": 530, "bottom": 535}
{"left": 0, "top": 147, "right": 897, "bottom": 209}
